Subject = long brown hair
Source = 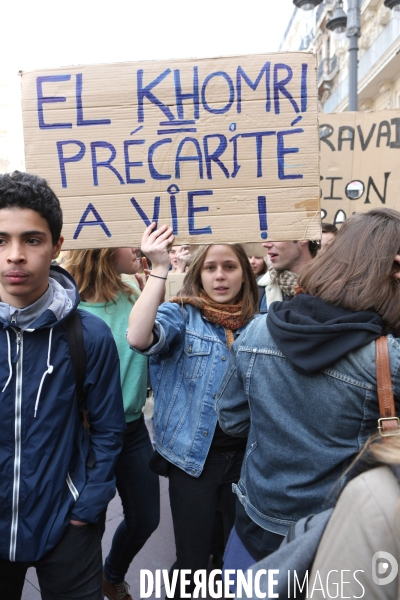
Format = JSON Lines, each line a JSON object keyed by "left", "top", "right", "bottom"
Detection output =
{"left": 298, "top": 208, "right": 400, "bottom": 331}
{"left": 176, "top": 244, "right": 259, "bottom": 322}
{"left": 64, "top": 249, "right": 137, "bottom": 304}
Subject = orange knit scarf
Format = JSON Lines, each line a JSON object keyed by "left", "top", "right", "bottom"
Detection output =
{"left": 169, "top": 291, "right": 247, "bottom": 348}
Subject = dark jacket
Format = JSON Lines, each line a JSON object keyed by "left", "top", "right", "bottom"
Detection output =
{"left": 0, "top": 267, "right": 125, "bottom": 562}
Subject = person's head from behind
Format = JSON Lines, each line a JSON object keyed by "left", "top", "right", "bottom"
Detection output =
{"left": 179, "top": 244, "right": 258, "bottom": 321}
{"left": 248, "top": 256, "right": 267, "bottom": 277}
{"left": 320, "top": 222, "right": 338, "bottom": 252}
{"left": 65, "top": 248, "right": 139, "bottom": 304}
{"left": 299, "top": 208, "right": 400, "bottom": 331}
{"left": 0, "top": 171, "right": 63, "bottom": 308}
{"left": 261, "top": 239, "right": 317, "bottom": 273}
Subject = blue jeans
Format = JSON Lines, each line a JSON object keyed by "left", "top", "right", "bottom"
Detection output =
{"left": 101, "top": 416, "right": 160, "bottom": 584}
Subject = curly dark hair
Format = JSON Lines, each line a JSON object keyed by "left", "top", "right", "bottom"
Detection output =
{"left": 0, "top": 171, "right": 63, "bottom": 245}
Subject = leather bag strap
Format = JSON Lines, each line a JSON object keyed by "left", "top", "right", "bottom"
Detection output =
{"left": 376, "top": 336, "right": 399, "bottom": 436}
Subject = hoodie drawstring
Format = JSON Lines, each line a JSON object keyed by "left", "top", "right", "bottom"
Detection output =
{"left": 2, "top": 330, "right": 12, "bottom": 393}
{"left": 34, "top": 328, "right": 54, "bottom": 418}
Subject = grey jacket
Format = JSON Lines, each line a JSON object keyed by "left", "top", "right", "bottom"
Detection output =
{"left": 309, "top": 466, "right": 400, "bottom": 599}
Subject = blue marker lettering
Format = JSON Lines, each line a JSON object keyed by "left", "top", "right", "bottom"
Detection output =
{"left": 241, "top": 131, "right": 276, "bottom": 178}
{"left": 76, "top": 74, "right": 111, "bottom": 127}
{"left": 188, "top": 190, "right": 213, "bottom": 235}
{"left": 124, "top": 140, "right": 145, "bottom": 184}
{"left": 90, "top": 142, "right": 125, "bottom": 186}
{"left": 202, "top": 72, "right": 234, "bottom": 115}
{"left": 301, "top": 64, "right": 308, "bottom": 113}
{"left": 236, "top": 62, "right": 271, "bottom": 114}
{"left": 175, "top": 137, "right": 204, "bottom": 179}
{"left": 258, "top": 196, "right": 268, "bottom": 240}
{"left": 137, "top": 69, "right": 175, "bottom": 123}
{"left": 130, "top": 196, "right": 161, "bottom": 228}
{"left": 167, "top": 184, "right": 180, "bottom": 235}
{"left": 37, "top": 75, "right": 72, "bottom": 130}
{"left": 74, "top": 203, "right": 111, "bottom": 239}
{"left": 273, "top": 64, "right": 300, "bottom": 115}
{"left": 229, "top": 134, "right": 241, "bottom": 178}
{"left": 277, "top": 128, "right": 304, "bottom": 180}
{"left": 174, "top": 67, "right": 200, "bottom": 120}
{"left": 203, "top": 134, "right": 229, "bottom": 180}
{"left": 56, "top": 140, "right": 86, "bottom": 188}
{"left": 148, "top": 139, "right": 172, "bottom": 180}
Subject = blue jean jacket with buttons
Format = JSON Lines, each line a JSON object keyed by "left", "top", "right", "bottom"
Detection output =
{"left": 135, "top": 302, "right": 251, "bottom": 477}
{"left": 216, "top": 315, "right": 400, "bottom": 535}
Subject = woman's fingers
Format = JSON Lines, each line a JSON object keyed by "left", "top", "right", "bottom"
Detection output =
{"left": 141, "top": 223, "right": 174, "bottom": 252}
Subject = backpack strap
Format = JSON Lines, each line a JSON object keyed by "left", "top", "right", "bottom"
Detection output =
{"left": 376, "top": 336, "right": 400, "bottom": 437}
{"left": 65, "top": 310, "right": 88, "bottom": 429}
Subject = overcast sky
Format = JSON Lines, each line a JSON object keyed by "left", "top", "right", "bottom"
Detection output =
{"left": 1, "top": 0, "right": 296, "bottom": 171}
{"left": 2, "top": 0, "right": 295, "bottom": 73}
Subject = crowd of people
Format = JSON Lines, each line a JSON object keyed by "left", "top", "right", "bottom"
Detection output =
{"left": 0, "top": 170, "right": 399, "bottom": 600}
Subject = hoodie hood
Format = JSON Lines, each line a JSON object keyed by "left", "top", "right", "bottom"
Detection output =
{"left": 267, "top": 294, "right": 384, "bottom": 374}
{"left": 0, "top": 265, "right": 80, "bottom": 418}
{"left": 0, "top": 265, "right": 78, "bottom": 330}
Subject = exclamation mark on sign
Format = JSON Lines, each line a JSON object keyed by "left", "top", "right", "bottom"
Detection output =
{"left": 258, "top": 196, "right": 268, "bottom": 240}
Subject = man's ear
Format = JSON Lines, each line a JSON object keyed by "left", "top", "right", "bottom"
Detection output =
{"left": 52, "top": 236, "right": 64, "bottom": 260}
{"left": 297, "top": 240, "right": 309, "bottom": 249}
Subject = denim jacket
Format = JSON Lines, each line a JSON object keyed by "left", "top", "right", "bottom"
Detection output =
{"left": 135, "top": 302, "right": 251, "bottom": 477}
{"left": 216, "top": 314, "right": 400, "bottom": 535}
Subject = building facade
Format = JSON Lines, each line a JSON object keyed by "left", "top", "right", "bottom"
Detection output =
{"left": 280, "top": 0, "right": 400, "bottom": 113}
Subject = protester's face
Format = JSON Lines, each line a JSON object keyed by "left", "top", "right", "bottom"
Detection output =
{"left": 169, "top": 246, "right": 181, "bottom": 269}
{"left": 248, "top": 256, "right": 265, "bottom": 276}
{"left": 262, "top": 241, "right": 302, "bottom": 272}
{"left": 200, "top": 245, "right": 244, "bottom": 304}
{"left": 113, "top": 247, "right": 139, "bottom": 275}
{"left": 0, "top": 208, "right": 63, "bottom": 308}
{"left": 320, "top": 232, "right": 335, "bottom": 250}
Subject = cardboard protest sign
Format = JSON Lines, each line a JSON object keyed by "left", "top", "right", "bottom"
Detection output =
{"left": 21, "top": 53, "right": 320, "bottom": 249}
{"left": 320, "top": 110, "right": 400, "bottom": 225}
{"left": 165, "top": 273, "right": 186, "bottom": 302}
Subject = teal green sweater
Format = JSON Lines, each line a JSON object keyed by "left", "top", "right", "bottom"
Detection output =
{"left": 79, "top": 284, "right": 147, "bottom": 423}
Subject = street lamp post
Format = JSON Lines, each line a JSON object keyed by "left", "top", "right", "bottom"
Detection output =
{"left": 294, "top": 0, "right": 400, "bottom": 111}
{"left": 325, "top": 0, "right": 360, "bottom": 111}
{"left": 346, "top": 0, "right": 361, "bottom": 111}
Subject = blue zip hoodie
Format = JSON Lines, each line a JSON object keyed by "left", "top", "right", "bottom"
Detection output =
{"left": 0, "top": 266, "right": 125, "bottom": 562}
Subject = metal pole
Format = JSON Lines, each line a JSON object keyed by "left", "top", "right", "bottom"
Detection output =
{"left": 348, "top": 34, "right": 359, "bottom": 110}
{"left": 346, "top": 0, "right": 361, "bottom": 111}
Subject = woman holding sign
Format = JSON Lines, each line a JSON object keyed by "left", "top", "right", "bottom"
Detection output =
{"left": 127, "top": 223, "right": 258, "bottom": 597}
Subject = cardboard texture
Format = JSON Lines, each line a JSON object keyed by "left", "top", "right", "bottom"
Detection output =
{"left": 21, "top": 53, "right": 320, "bottom": 249}
{"left": 165, "top": 273, "right": 186, "bottom": 301}
{"left": 320, "top": 110, "right": 400, "bottom": 225}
